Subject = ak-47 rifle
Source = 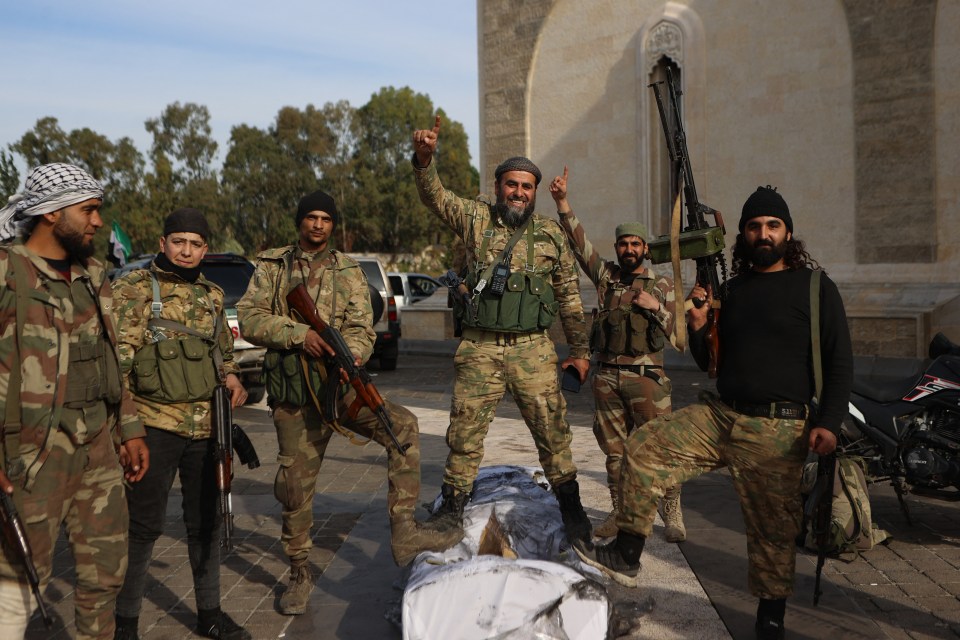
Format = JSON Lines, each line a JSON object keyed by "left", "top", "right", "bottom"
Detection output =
{"left": 286, "top": 283, "right": 410, "bottom": 455}
{"left": 647, "top": 68, "right": 728, "bottom": 377}
{"left": 212, "top": 385, "right": 261, "bottom": 552}
{"left": 0, "top": 491, "right": 52, "bottom": 628}
{"left": 809, "top": 453, "right": 837, "bottom": 606}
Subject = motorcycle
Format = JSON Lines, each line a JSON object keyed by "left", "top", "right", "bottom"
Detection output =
{"left": 841, "top": 332, "right": 960, "bottom": 524}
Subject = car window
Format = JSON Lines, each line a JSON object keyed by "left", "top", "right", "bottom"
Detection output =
{"left": 359, "top": 261, "right": 386, "bottom": 291}
{"left": 200, "top": 261, "right": 255, "bottom": 307}
{"left": 389, "top": 275, "right": 403, "bottom": 296}
{"left": 410, "top": 276, "right": 439, "bottom": 297}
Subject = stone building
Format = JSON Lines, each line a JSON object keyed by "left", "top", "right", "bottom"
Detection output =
{"left": 476, "top": 0, "right": 959, "bottom": 358}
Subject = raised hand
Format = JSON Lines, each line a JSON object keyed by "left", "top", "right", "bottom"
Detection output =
{"left": 413, "top": 115, "right": 441, "bottom": 167}
{"left": 549, "top": 165, "right": 569, "bottom": 209}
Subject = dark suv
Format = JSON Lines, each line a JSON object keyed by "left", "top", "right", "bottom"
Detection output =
{"left": 109, "top": 253, "right": 266, "bottom": 404}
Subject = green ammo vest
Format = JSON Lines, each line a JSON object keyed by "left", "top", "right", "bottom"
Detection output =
{"left": 458, "top": 216, "right": 560, "bottom": 333}
{"left": 591, "top": 271, "right": 666, "bottom": 357}
{"left": 129, "top": 272, "right": 222, "bottom": 403}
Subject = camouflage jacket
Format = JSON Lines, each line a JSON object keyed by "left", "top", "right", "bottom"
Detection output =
{"left": 413, "top": 160, "right": 589, "bottom": 359}
{"left": 558, "top": 210, "right": 677, "bottom": 366}
{"left": 0, "top": 241, "right": 145, "bottom": 489}
{"left": 237, "top": 245, "right": 374, "bottom": 364}
{"left": 112, "top": 260, "right": 239, "bottom": 439}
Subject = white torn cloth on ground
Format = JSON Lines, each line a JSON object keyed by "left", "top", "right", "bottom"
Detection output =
{"left": 402, "top": 465, "right": 609, "bottom": 640}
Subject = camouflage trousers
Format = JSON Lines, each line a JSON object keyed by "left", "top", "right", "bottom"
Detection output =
{"left": 617, "top": 391, "right": 808, "bottom": 599}
{"left": 0, "top": 426, "right": 128, "bottom": 639}
{"left": 272, "top": 390, "right": 420, "bottom": 563}
{"left": 592, "top": 365, "right": 672, "bottom": 491}
{"left": 445, "top": 331, "right": 577, "bottom": 494}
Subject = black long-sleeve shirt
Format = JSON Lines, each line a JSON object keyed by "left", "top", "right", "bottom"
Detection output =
{"left": 690, "top": 268, "right": 853, "bottom": 432}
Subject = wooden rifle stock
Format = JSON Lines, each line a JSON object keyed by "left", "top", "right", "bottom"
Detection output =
{"left": 286, "top": 284, "right": 410, "bottom": 455}
{"left": 212, "top": 384, "right": 234, "bottom": 551}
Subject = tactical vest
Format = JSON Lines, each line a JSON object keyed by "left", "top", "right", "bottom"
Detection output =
{"left": 591, "top": 272, "right": 666, "bottom": 357}
{"left": 130, "top": 272, "right": 221, "bottom": 403}
{"left": 263, "top": 248, "right": 336, "bottom": 407}
{"left": 458, "top": 217, "right": 559, "bottom": 333}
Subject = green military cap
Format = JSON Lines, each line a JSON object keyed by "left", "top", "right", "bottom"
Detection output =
{"left": 615, "top": 222, "right": 648, "bottom": 241}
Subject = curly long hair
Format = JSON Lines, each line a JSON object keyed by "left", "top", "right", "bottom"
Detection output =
{"left": 731, "top": 233, "right": 822, "bottom": 277}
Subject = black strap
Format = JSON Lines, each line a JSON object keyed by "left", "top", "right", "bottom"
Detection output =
{"left": 810, "top": 270, "right": 823, "bottom": 404}
{"left": 474, "top": 215, "right": 533, "bottom": 295}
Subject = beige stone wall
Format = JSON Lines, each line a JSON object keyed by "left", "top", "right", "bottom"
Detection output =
{"left": 478, "top": 0, "right": 960, "bottom": 355}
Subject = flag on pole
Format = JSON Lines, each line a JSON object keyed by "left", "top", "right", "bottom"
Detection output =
{"left": 109, "top": 221, "right": 132, "bottom": 267}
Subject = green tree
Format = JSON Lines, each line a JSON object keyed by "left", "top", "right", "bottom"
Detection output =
{"left": 10, "top": 117, "right": 70, "bottom": 167}
{"left": 0, "top": 150, "right": 20, "bottom": 198}
{"left": 144, "top": 102, "right": 219, "bottom": 183}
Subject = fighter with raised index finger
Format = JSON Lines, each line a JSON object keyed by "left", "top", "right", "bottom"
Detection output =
{"left": 412, "top": 116, "right": 594, "bottom": 551}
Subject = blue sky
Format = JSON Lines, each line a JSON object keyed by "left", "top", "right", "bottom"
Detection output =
{"left": 0, "top": 1, "right": 479, "bottom": 170}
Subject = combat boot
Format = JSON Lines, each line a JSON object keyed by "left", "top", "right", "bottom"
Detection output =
{"left": 114, "top": 615, "right": 139, "bottom": 640}
{"left": 278, "top": 561, "right": 313, "bottom": 615}
{"left": 197, "top": 608, "right": 253, "bottom": 640}
{"left": 594, "top": 488, "right": 619, "bottom": 538}
{"left": 391, "top": 517, "right": 466, "bottom": 566}
{"left": 575, "top": 530, "right": 645, "bottom": 588}
{"left": 755, "top": 598, "right": 786, "bottom": 640}
{"left": 660, "top": 484, "right": 686, "bottom": 543}
{"left": 553, "top": 478, "right": 592, "bottom": 550}
{"left": 426, "top": 483, "right": 469, "bottom": 529}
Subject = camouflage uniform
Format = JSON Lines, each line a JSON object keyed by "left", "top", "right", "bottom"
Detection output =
{"left": 557, "top": 211, "right": 679, "bottom": 534}
{"left": 413, "top": 160, "right": 590, "bottom": 493}
{"left": 617, "top": 392, "right": 808, "bottom": 598}
{"left": 236, "top": 246, "right": 432, "bottom": 565}
{"left": 616, "top": 268, "right": 853, "bottom": 599}
{"left": 111, "top": 260, "right": 239, "bottom": 619}
{"left": 0, "top": 241, "right": 145, "bottom": 639}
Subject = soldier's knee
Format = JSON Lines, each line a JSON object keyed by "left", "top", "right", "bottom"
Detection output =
{"left": 274, "top": 458, "right": 307, "bottom": 510}
{"left": 0, "top": 580, "right": 31, "bottom": 635}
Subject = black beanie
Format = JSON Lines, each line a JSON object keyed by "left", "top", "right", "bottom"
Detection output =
{"left": 739, "top": 186, "right": 792, "bottom": 232}
{"left": 163, "top": 207, "right": 210, "bottom": 240}
{"left": 296, "top": 190, "right": 339, "bottom": 227}
{"left": 495, "top": 156, "right": 542, "bottom": 185}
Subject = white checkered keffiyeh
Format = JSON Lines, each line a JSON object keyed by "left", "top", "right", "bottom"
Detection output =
{"left": 0, "top": 163, "right": 104, "bottom": 241}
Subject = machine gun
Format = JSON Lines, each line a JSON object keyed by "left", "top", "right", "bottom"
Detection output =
{"left": 0, "top": 491, "right": 52, "bottom": 628}
{"left": 286, "top": 283, "right": 410, "bottom": 455}
{"left": 647, "top": 68, "right": 727, "bottom": 377}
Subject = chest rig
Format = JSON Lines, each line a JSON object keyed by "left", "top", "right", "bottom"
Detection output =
{"left": 591, "top": 269, "right": 665, "bottom": 357}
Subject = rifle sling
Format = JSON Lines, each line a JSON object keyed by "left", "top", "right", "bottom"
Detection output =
{"left": 2, "top": 260, "right": 28, "bottom": 480}
{"left": 810, "top": 269, "right": 823, "bottom": 404}
{"left": 300, "top": 354, "right": 371, "bottom": 447}
{"left": 476, "top": 214, "right": 534, "bottom": 290}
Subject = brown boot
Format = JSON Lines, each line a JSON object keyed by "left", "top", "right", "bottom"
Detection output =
{"left": 594, "top": 488, "right": 619, "bottom": 539}
{"left": 661, "top": 484, "right": 686, "bottom": 543}
{"left": 278, "top": 561, "right": 313, "bottom": 615}
{"left": 391, "top": 518, "right": 465, "bottom": 566}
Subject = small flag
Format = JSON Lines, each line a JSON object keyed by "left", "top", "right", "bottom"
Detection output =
{"left": 109, "top": 221, "right": 132, "bottom": 267}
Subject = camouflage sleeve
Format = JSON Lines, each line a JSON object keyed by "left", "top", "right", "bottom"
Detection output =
{"left": 651, "top": 273, "right": 679, "bottom": 351}
{"left": 412, "top": 155, "right": 478, "bottom": 239}
{"left": 216, "top": 293, "right": 240, "bottom": 377}
{"left": 103, "top": 275, "right": 146, "bottom": 441}
{"left": 237, "top": 257, "right": 310, "bottom": 350}
{"left": 557, "top": 210, "right": 612, "bottom": 288}
{"left": 546, "top": 222, "right": 590, "bottom": 359}
{"left": 111, "top": 272, "right": 150, "bottom": 377}
{"left": 337, "top": 264, "right": 376, "bottom": 364}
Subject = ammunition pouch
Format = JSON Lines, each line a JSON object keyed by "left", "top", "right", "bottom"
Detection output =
{"left": 592, "top": 277, "right": 665, "bottom": 357}
{"left": 64, "top": 338, "right": 122, "bottom": 408}
{"left": 131, "top": 337, "right": 219, "bottom": 403}
{"left": 462, "top": 271, "right": 558, "bottom": 333}
{"left": 263, "top": 349, "right": 326, "bottom": 407}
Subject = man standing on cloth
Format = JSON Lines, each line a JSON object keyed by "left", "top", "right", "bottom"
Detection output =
{"left": 548, "top": 167, "right": 684, "bottom": 543}
{"left": 575, "top": 186, "right": 853, "bottom": 640}
{"left": 238, "top": 190, "right": 463, "bottom": 616}
{"left": 411, "top": 116, "right": 593, "bottom": 550}
{"left": 111, "top": 208, "right": 251, "bottom": 640}
{"left": 0, "top": 163, "right": 149, "bottom": 639}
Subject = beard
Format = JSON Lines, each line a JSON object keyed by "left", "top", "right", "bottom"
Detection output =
{"left": 54, "top": 216, "right": 96, "bottom": 260}
{"left": 747, "top": 237, "right": 786, "bottom": 268}
{"left": 617, "top": 252, "right": 644, "bottom": 271}
{"left": 494, "top": 196, "right": 536, "bottom": 227}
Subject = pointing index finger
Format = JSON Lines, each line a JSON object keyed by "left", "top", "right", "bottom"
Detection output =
{"left": 563, "top": 165, "right": 569, "bottom": 180}
{"left": 432, "top": 115, "right": 441, "bottom": 134}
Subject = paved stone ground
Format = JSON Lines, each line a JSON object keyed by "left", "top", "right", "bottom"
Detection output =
{"left": 23, "top": 352, "right": 960, "bottom": 639}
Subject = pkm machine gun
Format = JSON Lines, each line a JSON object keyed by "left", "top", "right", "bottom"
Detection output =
{"left": 646, "top": 68, "right": 727, "bottom": 377}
